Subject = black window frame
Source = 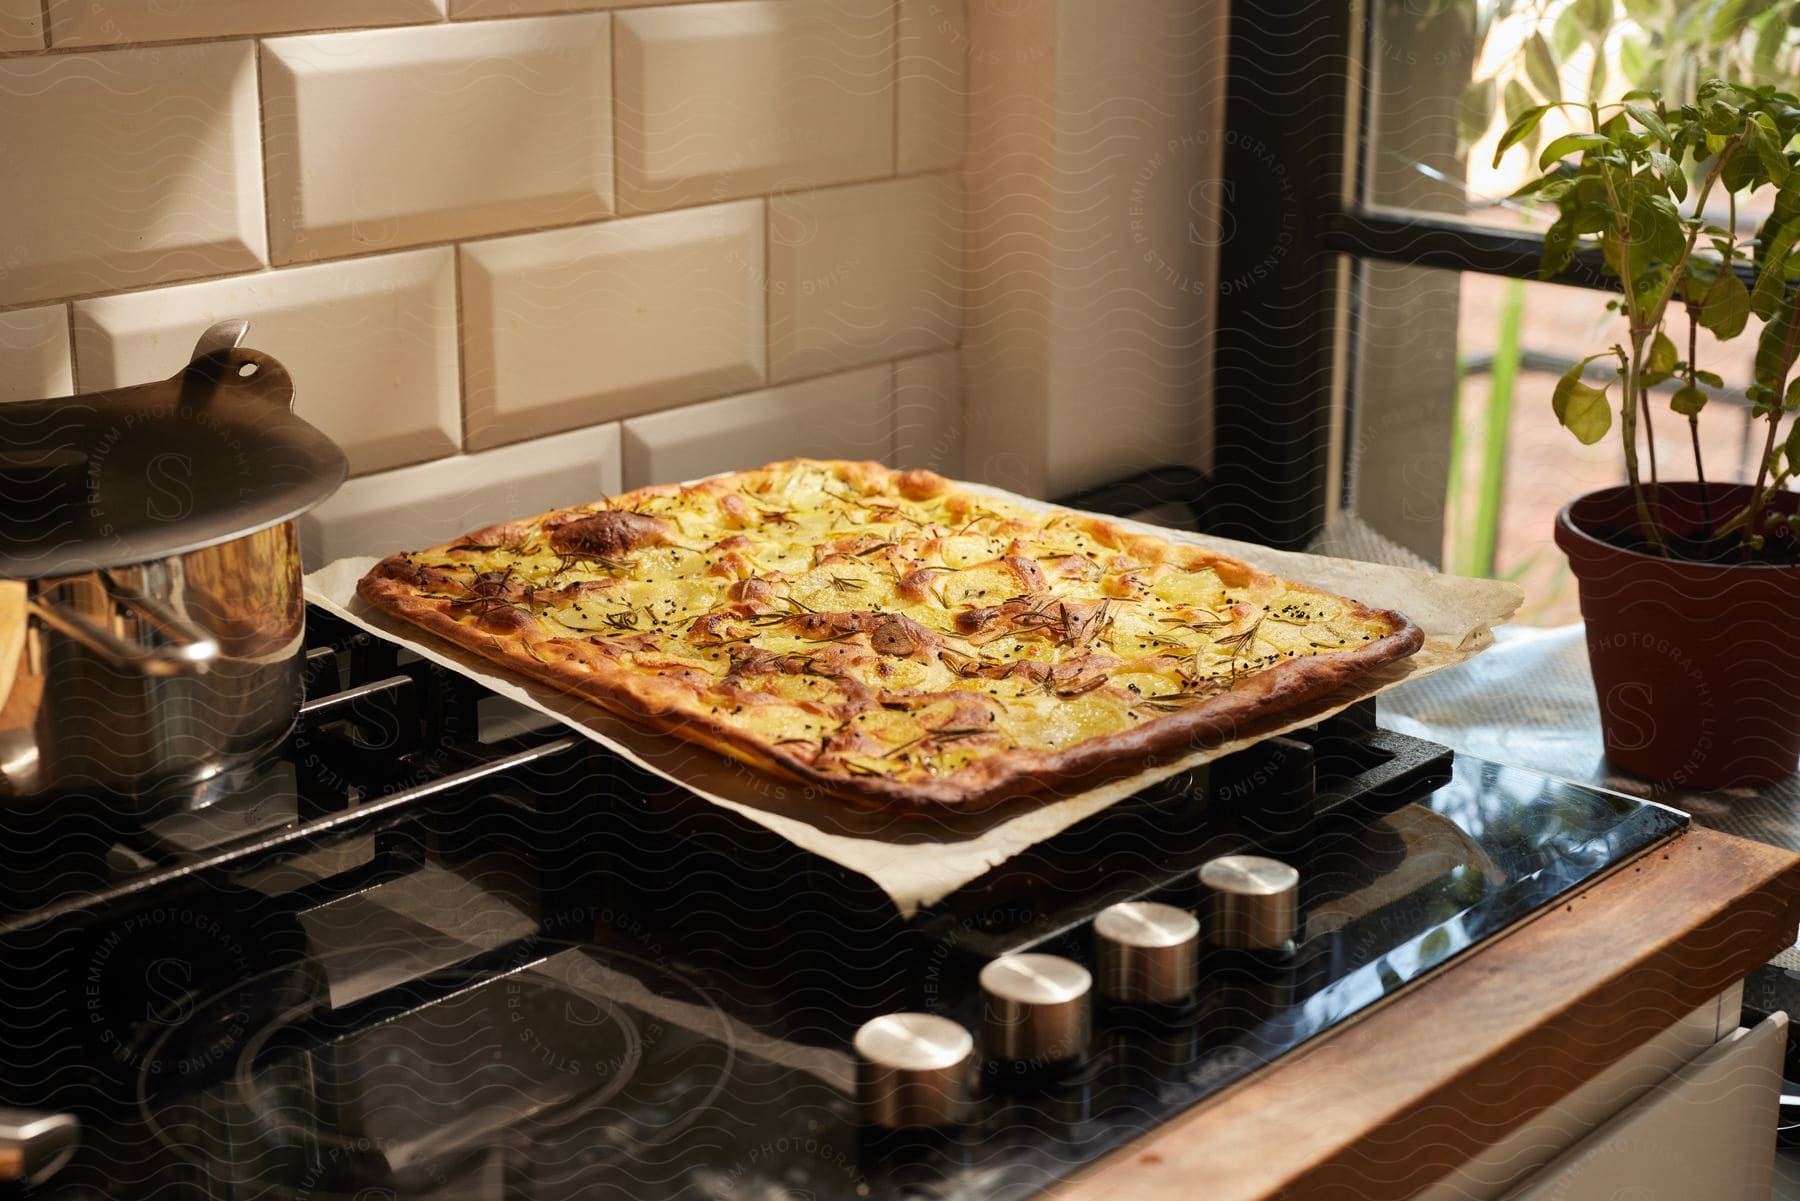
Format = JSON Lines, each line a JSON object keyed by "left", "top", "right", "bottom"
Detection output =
{"left": 1206, "top": 0, "right": 1663, "bottom": 551}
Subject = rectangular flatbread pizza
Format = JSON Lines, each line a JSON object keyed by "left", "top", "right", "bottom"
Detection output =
{"left": 357, "top": 460, "right": 1422, "bottom": 809}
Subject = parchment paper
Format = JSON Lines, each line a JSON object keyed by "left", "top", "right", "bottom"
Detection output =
{"left": 304, "top": 485, "right": 1521, "bottom": 917}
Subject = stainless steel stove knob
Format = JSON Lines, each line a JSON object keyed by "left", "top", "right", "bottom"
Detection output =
{"left": 854, "top": 1012, "right": 976, "bottom": 1129}
{"left": 980, "top": 953, "right": 1092, "bottom": 1067}
{"left": 1094, "top": 901, "right": 1200, "bottom": 1004}
{"left": 1199, "top": 854, "right": 1301, "bottom": 951}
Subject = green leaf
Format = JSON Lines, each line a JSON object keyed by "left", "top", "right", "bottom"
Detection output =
{"left": 1630, "top": 192, "right": 1686, "bottom": 265}
{"left": 1587, "top": 54, "right": 1608, "bottom": 104}
{"left": 1670, "top": 384, "right": 1709, "bottom": 415}
{"left": 1773, "top": 176, "right": 1800, "bottom": 231}
{"left": 1701, "top": 98, "right": 1744, "bottom": 136}
{"left": 1627, "top": 103, "right": 1673, "bottom": 144}
{"left": 1787, "top": 376, "right": 1800, "bottom": 411}
{"left": 1701, "top": 269, "right": 1752, "bottom": 338}
{"left": 1753, "top": 221, "right": 1799, "bottom": 320}
{"left": 1552, "top": 5, "right": 1583, "bottom": 57}
{"left": 1577, "top": 0, "right": 1613, "bottom": 34}
{"left": 1503, "top": 79, "right": 1534, "bottom": 123}
{"left": 1553, "top": 360, "right": 1613, "bottom": 445}
{"left": 1755, "top": 295, "right": 1800, "bottom": 392}
{"left": 1722, "top": 141, "right": 1764, "bottom": 193}
{"left": 1642, "top": 330, "right": 1680, "bottom": 384}
{"left": 1709, "top": 0, "right": 1754, "bottom": 44}
{"left": 1619, "top": 37, "right": 1652, "bottom": 88}
{"left": 1542, "top": 214, "right": 1579, "bottom": 277}
{"left": 1754, "top": 111, "right": 1792, "bottom": 186}
{"left": 1458, "top": 78, "right": 1497, "bottom": 146}
{"left": 1695, "top": 368, "right": 1726, "bottom": 388}
{"left": 1526, "top": 32, "right": 1562, "bottom": 103}
{"left": 1538, "top": 132, "right": 1612, "bottom": 170}
{"left": 1648, "top": 150, "right": 1688, "bottom": 201}
{"left": 1786, "top": 415, "right": 1800, "bottom": 473}
{"left": 1754, "top": 10, "right": 1786, "bottom": 76}
{"left": 1494, "top": 103, "right": 1550, "bottom": 167}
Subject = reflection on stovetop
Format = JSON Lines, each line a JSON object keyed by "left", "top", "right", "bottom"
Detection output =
{"left": 0, "top": 608, "right": 1686, "bottom": 1200}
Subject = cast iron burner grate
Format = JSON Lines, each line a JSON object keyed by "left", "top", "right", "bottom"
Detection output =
{"left": 0, "top": 604, "right": 1688, "bottom": 1200}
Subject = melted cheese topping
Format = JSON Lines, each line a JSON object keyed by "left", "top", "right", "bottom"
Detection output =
{"left": 378, "top": 461, "right": 1400, "bottom": 795}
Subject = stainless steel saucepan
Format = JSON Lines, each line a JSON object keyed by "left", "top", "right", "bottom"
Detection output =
{"left": 0, "top": 320, "right": 347, "bottom": 801}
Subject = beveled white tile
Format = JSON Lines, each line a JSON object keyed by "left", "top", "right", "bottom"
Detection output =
{"left": 299, "top": 424, "right": 620, "bottom": 569}
{"left": 768, "top": 173, "right": 962, "bottom": 382}
{"left": 0, "top": 306, "right": 73, "bottom": 402}
{"left": 0, "top": 43, "right": 265, "bottom": 307}
{"left": 0, "top": 0, "right": 44, "bottom": 50}
{"left": 45, "top": 0, "right": 443, "bottom": 47}
{"left": 73, "top": 250, "right": 460, "bottom": 476}
{"left": 461, "top": 201, "right": 765, "bottom": 452}
{"left": 263, "top": 16, "right": 611, "bottom": 264}
{"left": 621, "top": 364, "right": 892, "bottom": 487}
{"left": 892, "top": 350, "right": 963, "bottom": 475}
{"left": 452, "top": 0, "right": 707, "bottom": 14}
{"left": 614, "top": 0, "right": 893, "bottom": 213}
{"left": 898, "top": 0, "right": 966, "bottom": 174}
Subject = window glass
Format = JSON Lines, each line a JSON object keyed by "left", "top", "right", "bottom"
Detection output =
{"left": 1366, "top": 0, "right": 1800, "bottom": 225}
{"left": 1442, "top": 273, "right": 1769, "bottom": 625}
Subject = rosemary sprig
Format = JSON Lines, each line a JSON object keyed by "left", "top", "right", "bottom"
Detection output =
{"left": 882, "top": 725, "right": 994, "bottom": 759}
{"left": 1131, "top": 686, "right": 1229, "bottom": 713}
{"left": 1051, "top": 674, "right": 1110, "bottom": 699}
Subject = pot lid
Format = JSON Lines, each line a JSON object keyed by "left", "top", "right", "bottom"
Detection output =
{"left": 0, "top": 320, "right": 349, "bottom": 579}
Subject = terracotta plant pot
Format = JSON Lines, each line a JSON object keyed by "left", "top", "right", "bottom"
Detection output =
{"left": 1554, "top": 482, "right": 1800, "bottom": 789}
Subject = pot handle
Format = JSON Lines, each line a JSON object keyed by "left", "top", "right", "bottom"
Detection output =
{"left": 190, "top": 318, "right": 249, "bottom": 363}
{"left": 0, "top": 1109, "right": 79, "bottom": 1185}
{"left": 182, "top": 318, "right": 298, "bottom": 412}
{"left": 29, "top": 580, "right": 219, "bottom": 678}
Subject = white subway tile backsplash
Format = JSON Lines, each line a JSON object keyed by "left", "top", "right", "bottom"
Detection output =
{"left": 262, "top": 16, "right": 612, "bottom": 264}
{"left": 898, "top": 0, "right": 966, "bottom": 174}
{"left": 73, "top": 249, "right": 460, "bottom": 476}
{"left": 0, "top": 306, "right": 73, "bottom": 402}
{"left": 451, "top": 0, "right": 708, "bottom": 15}
{"left": 768, "top": 173, "right": 961, "bottom": 382}
{"left": 621, "top": 363, "right": 892, "bottom": 487}
{"left": 461, "top": 201, "right": 765, "bottom": 452}
{"left": 613, "top": 0, "right": 894, "bottom": 213}
{"left": 0, "top": 0, "right": 43, "bottom": 50}
{"left": 300, "top": 423, "right": 620, "bottom": 568}
{"left": 45, "top": 0, "right": 444, "bottom": 47}
{"left": 892, "top": 350, "right": 963, "bottom": 476}
{"left": 0, "top": 43, "right": 265, "bottom": 307}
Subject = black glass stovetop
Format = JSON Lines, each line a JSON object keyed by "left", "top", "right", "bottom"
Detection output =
{"left": 0, "top": 608, "right": 1687, "bottom": 1200}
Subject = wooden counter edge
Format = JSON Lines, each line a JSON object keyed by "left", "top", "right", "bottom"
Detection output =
{"left": 1044, "top": 826, "right": 1800, "bottom": 1201}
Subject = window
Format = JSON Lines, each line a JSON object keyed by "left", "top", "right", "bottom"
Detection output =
{"left": 1212, "top": 0, "right": 1800, "bottom": 622}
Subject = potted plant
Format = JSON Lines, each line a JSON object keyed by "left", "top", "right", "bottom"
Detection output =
{"left": 1498, "top": 78, "right": 1800, "bottom": 789}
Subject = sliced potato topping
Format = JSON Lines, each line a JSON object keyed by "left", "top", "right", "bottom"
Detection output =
{"left": 362, "top": 459, "right": 1408, "bottom": 800}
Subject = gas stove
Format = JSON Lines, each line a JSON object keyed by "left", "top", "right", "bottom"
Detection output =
{"left": 0, "top": 606, "right": 1686, "bottom": 1200}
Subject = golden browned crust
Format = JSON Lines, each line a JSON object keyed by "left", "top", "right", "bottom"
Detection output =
{"left": 357, "top": 459, "right": 1423, "bottom": 810}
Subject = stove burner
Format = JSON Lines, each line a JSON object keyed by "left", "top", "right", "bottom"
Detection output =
{"left": 132, "top": 940, "right": 735, "bottom": 1199}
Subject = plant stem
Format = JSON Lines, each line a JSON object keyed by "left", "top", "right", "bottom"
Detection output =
{"left": 1471, "top": 281, "right": 1522, "bottom": 577}
{"left": 1686, "top": 304, "right": 1711, "bottom": 532}
{"left": 1639, "top": 383, "right": 1660, "bottom": 485}
{"left": 1598, "top": 160, "right": 1664, "bottom": 552}
{"left": 1689, "top": 415, "right": 1708, "bottom": 518}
